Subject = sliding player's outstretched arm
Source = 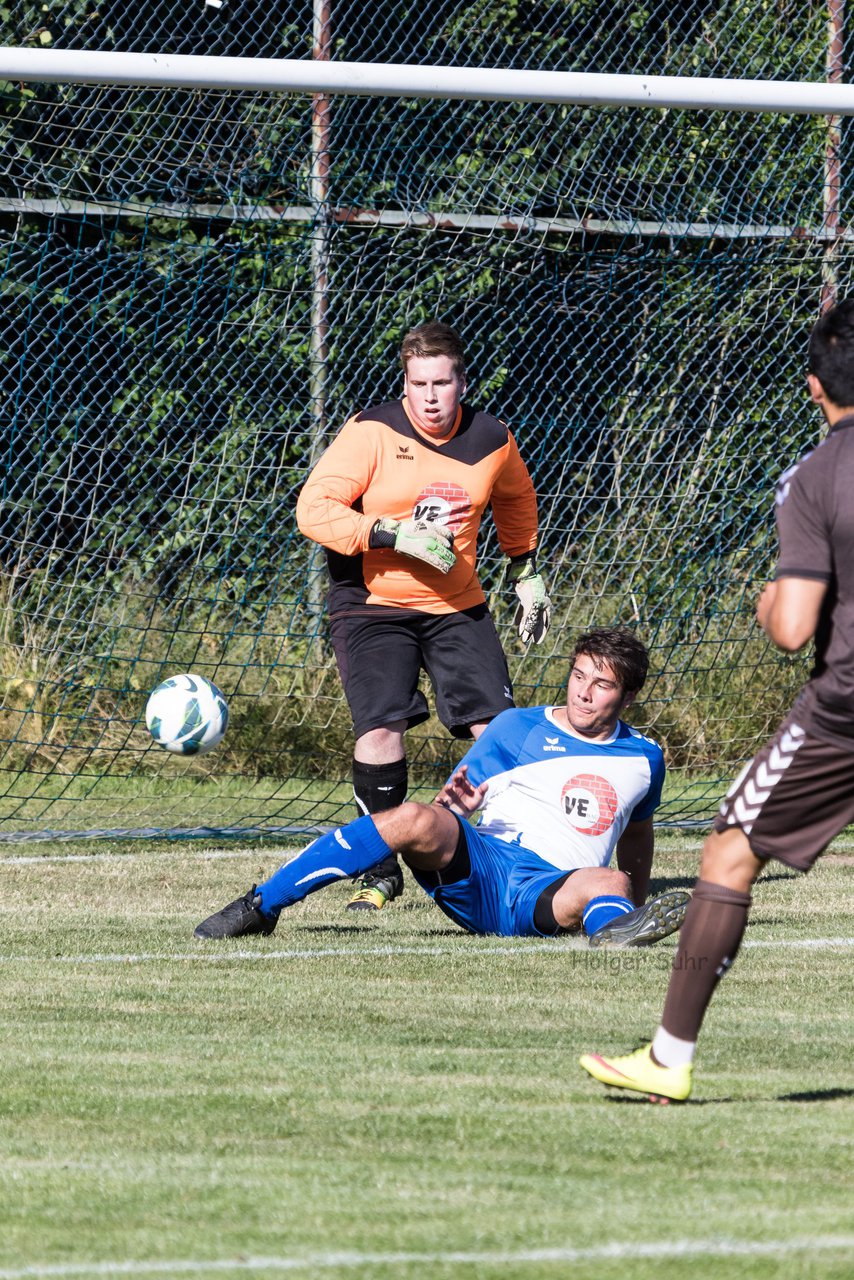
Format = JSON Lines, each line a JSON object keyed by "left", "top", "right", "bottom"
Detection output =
{"left": 433, "top": 763, "right": 488, "bottom": 817}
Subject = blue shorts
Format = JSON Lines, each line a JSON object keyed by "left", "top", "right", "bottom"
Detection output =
{"left": 409, "top": 819, "right": 570, "bottom": 937}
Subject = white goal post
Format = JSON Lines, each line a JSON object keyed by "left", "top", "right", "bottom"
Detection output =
{"left": 2, "top": 46, "right": 854, "bottom": 115}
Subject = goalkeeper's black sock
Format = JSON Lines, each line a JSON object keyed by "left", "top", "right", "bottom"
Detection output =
{"left": 352, "top": 756, "right": 408, "bottom": 817}
{"left": 353, "top": 757, "right": 408, "bottom": 880}
{"left": 255, "top": 816, "right": 394, "bottom": 916}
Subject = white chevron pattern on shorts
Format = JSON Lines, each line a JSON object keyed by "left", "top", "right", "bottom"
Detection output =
{"left": 726, "top": 723, "right": 805, "bottom": 833}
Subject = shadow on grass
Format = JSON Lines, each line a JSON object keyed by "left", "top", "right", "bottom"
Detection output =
{"left": 601, "top": 1086, "right": 854, "bottom": 1106}
{"left": 648, "top": 874, "right": 697, "bottom": 894}
{"left": 649, "top": 871, "right": 798, "bottom": 896}
{"left": 297, "top": 923, "right": 379, "bottom": 936}
{"left": 649, "top": 871, "right": 797, "bottom": 901}
{"left": 779, "top": 1087, "right": 854, "bottom": 1102}
{"left": 603, "top": 1094, "right": 736, "bottom": 1107}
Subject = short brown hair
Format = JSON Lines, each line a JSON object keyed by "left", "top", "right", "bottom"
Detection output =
{"left": 400, "top": 321, "right": 466, "bottom": 379}
{"left": 572, "top": 627, "right": 650, "bottom": 696}
{"left": 807, "top": 297, "right": 854, "bottom": 409}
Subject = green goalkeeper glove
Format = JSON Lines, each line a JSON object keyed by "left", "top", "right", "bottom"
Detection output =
{"left": 370, "top": 517, "right": 456, "bottom": 574}
{"left": 507, "top": 557, "right": 551, "bottom": 645}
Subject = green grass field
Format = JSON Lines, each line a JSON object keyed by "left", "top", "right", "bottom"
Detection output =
{"left": 0, "top": 768, "right": 729, "bottom": 837}
{"left": 1, "top": 834, "right": 852, "bottom": 1279}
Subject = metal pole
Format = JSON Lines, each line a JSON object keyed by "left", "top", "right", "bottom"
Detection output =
{"left": 306, "top": 0, "right": 333, "bottom": 635}
{"left": 9, "top": 48, "right": 854, "bottom": 115}
{"left": 308, "top": 0, "right": 332, "bottom": 448}
{"left": 821, "top": 0, "right": 844, "bottom": 313}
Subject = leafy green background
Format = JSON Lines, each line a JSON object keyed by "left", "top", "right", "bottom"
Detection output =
{"left": 0, "top": 2, "right": 844, "bottom": 833}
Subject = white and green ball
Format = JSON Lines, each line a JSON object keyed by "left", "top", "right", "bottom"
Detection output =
{"left": 145, "top": 673, "right": 228, "bottom": 755}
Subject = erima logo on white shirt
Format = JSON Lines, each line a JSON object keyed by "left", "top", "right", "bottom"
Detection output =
{"left": 543, "top": 736, "right": 566, "bottom": 753}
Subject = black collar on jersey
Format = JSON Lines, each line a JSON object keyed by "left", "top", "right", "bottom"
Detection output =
{"left": 355, "top": 400, "right": 509, "bottom": 463}
{"left": 829, "top": 411, "right": 854, "bottom": 434}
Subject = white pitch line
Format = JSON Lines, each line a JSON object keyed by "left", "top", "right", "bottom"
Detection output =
{"left": 0, "top": 1236, "right": 853, "bottom": 1278}
{"left": 0, "top": 937, "right": 852, "bottom": 966}
{"left": 744, "top": 937, "right": 854, "bottom": 949}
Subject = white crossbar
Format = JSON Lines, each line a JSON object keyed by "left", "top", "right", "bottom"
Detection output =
{"left": 1, "top": 48, "right": 854, "bottom": 115}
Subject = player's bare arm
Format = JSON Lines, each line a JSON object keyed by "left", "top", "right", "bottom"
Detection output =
{"left": 757, "top": 576, "right": 827, "bottom": 652}
{"left": 615, "top": 817, "right": 654, "bottom": 907}
{"left": 433, "top": 764, "right": 489, "bottom": 817}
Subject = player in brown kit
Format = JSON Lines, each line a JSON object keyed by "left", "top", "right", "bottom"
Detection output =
{"left": 580, "top": 297, "right": 854, "bottom": 1102}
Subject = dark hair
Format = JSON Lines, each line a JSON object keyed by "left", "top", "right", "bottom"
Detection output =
{"left": 807, "top": 298, "right": 854, "bottom": 408}
{"left": 400, "top": 321, "right": 466, "bottom": 379}
{"left": 572, "top": 626, "right": 650, "bottom": 696}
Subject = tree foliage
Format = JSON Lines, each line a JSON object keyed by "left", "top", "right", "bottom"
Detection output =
{"left": 0, "top": 1, "right": 841, "bottom": 789}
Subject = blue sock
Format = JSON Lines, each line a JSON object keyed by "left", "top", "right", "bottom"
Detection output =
{"left": 582, "top": 894, "right": 635, "bottom": 937}
{"left": 256, "top": 816, "right": 393, "bottom": 917}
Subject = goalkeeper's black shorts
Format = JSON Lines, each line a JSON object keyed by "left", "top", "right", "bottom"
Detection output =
{"left": 329, "top": 602, "right": 514, "bottom": 739}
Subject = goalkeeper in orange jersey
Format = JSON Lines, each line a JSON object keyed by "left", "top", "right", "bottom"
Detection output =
{"left": 296, "top": 320, "right": 550, "bottom": 912}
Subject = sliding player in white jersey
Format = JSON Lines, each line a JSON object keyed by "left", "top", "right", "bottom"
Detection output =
{"left": 195, "top": 628, "right": 689, "bottom": 946}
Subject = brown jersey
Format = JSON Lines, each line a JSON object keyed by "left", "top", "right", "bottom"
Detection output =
{"left": 296, "top": 398, "right": 538, "bottom": 615}
{"left": 775, "top": 412, "right": 854, "bottom": 743}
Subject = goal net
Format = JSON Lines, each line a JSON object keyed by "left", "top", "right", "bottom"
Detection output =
{"left": 0, "top": 2, "right": 845, "bottom": 838}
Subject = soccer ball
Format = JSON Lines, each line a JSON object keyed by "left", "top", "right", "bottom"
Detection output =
{"left": 145, "top": 673, "right": 229, "bottom": 755}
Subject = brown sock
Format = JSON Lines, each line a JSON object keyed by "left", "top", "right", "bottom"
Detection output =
{"left": 660, "top": 878, "right": 752, "bottom": 1043}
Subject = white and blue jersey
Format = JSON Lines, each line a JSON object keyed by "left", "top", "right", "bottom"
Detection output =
{"left": 255, "top": 707, "right": 664, "bottom": 938}
{"left": 408, "top": 706, "right": 665, "bottom": 937}
{"left": 459, "top": 706, "right": 665, "bottom": 872}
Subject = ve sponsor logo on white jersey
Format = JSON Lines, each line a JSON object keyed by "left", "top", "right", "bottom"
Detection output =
{"left": 560, "top": 773, "right": 619, "bottom": 837}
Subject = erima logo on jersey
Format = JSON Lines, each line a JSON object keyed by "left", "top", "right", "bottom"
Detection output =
{"left": 397, "top": 447, "right": 414, "bottom": 461}
{"left": 543, "top": 736, "right": 566, "bottom": 753}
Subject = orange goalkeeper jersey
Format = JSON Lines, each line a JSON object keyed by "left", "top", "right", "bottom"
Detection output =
{"left": 296, "top": 398, "right": 538, "bottom": 614}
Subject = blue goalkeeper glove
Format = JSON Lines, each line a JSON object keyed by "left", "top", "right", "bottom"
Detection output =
{"left": 370, "top": 517, "right": 456, "bottom": 574}
{"left": 507, "top": 557, "right": 551, "bottom": 644}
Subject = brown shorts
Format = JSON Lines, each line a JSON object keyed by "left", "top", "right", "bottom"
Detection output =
{"left": 713, "top": 709, "right": 854, "bottom": 871}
